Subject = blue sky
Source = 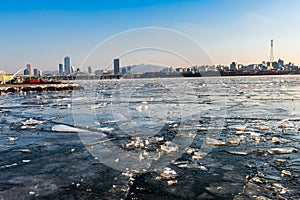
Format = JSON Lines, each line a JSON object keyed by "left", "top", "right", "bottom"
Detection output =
{"left": 1, "top": 0, "right": 300, "bottom": 72}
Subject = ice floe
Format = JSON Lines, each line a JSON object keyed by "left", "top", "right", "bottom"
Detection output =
{"left": 52, "top": 124, "right": 87, "bottom": 133}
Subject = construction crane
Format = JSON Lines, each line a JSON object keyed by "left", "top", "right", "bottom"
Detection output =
{"left": 0, "top": 68, "right": 23, "bottom": 84}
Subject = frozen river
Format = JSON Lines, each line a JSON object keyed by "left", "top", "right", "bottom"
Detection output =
{"left": 0, "top": 76, "right": 300, "bottom": 199}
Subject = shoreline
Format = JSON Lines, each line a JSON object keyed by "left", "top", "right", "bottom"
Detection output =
{"left": 0, "top": 83, "right": 83, "bottom": 93}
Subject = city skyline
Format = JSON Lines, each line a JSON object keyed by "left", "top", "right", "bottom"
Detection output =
{"left": 1, "top": 0, "right": 300, "bottom": 73}
{"left": 6, "top": 52, "right": 300, "bottom": 76}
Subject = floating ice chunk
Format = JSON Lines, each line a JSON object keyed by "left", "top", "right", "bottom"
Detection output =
{"left": 167, "top": 180, "right": 177, "bottom": 185}
{"left": 235, "top": 130, "right": 244, "bottom": 135}
{"left": 21, "top": 125, "right": 37, "bottom": 130}
{"left": 234, "top": 126, "right": 246, "bottom": 131}
{"left": 20, "top": 149, "right": 31, "bottom": 154}
{"left": 281, "top": 170, "right": 292, "bottom": 177}
{"left": 160, "top": 141, "right": 178, "bottom": 154}
{"left": 256, "top": 126, "right": 269, "bottom": 131}
{"left": 29, "top": 191, "right": 36, "bottom": 196}
{"left": 22, "top": 118, "right": 44, "bottom": 125}
{"left": 97, "top": 127, "right": 114, "bottom": 132}
{"left": 206, "top": 138, "right": 226, "bottom": 146}
{"left": 270, "top": 183, "right": 289, "bottom": 194}
{"left": 272, "top": 137, "right": 280, "bottom": 144}
{"left": 278, "top": 124, "right": 294, "bottom": 129}
{"left": 139, "top": 153, "right": 144, "bottom": 161}
{"left": 226, "top": 137, "right": 241, "bottom": 145}
{"left": 250, "top": 132, "right": 260, "bottom": 139}
{"left": 169, "top": 123, "right": 178, "bottom": 128}
{"left": 122, "top": 171, "right": 134, "bottom": 177}
{"left": 279, "top": 118, "right": 289, "bottom": 123}
{"left": 8, "top": 136, "right": 17, "bottom": 142}
{"left": 156, "top": 137, "right": 164, "bottom": 142}
{"left": 90, "top": 104, "right": 103, "bottom": 109}
{"left": 250, "top": 132, "right": 261, "bottom": 142}
{"left": 159, "top": 167, "right": 178, "bottom": 179}
{"left": 52, "top": 124, "right": 87, "bottom": 133}
{"left": 172, "top": 160, "right": 189, "bottom": 166}
{"left": 136, "top": 105, "right": 143, "bottom": 112}
{"left": 252, "top": 177, "right": 267, "bottom": 184}
{"left": 274, "top": 159, "right": 286, "bottom": 163}
{"left": 226, "top": 150, "right": 248, "bottom": 156}
{"left": 0, "top": 163, "right": 18, "bottom": 169}
{"left": 94, "top": 122, "right": 100, "bottom": 126}
{"left": 192, "top": 151, "right": 206, "bottom": 160}
{"left": 185, "top": 147, "right": 194, "bottom": 155}
{"left": 268, "top": 147, "right": 298, "bottom": 155}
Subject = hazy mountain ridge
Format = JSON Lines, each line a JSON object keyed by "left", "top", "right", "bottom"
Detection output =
{"left": 122, "top": 63, "right": 169, "bottom": 73}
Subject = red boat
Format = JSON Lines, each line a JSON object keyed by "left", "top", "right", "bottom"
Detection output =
{"left": 22, "top": 77, "right": 61, "bottom": 84}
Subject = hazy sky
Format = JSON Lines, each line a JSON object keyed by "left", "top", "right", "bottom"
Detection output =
{"left": 1, "top": 0, "right": 300, "bottom": 73}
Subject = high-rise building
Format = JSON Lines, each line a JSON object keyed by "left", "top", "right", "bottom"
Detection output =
{"left": 33, "top": 68, "right": 42, "bottom": 77}
{"left": 114, "top": 59, "right": 120, "bottom": 74}
{"left": 26, "top": 64, "right": 32, "bottom": 76}
{"left": 71, "top": 65, "right": 75, "bottom": 74}
{"left": 58, "top": 63, "right": 64, "bottom": 75}
{"left": 230, "top": 62, "right": 237, "bottom": 71}
{"left": 278, "top": 59, "right": 284, "bottom": 67}
{"left": 33, "top": 68, "right": 39, "bottom": 76}
{"left": 64, "top": 56, "right": 71, "bottom": 75}
{"left": 24, "top": 69, "right": 29, "bottom": 75}
{"left": 88, "top": 66, "right": 92, "bottom": 74}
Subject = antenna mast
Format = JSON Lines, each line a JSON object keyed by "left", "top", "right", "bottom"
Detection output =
{"left": 270, "top": 39, "right": 274, "bottom": 69}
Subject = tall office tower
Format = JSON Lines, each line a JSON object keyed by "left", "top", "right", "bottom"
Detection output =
{"left": 71, "top": 65, "right": 75, "bottom": 74}
{"left": 26, "top": 64, "right": 32, "bottom": 75}
{"left": 64, "top": 56, "right": 71, "bottom": 75}
{"left": 59, "top": 63, "right": 64, "bottom": 75}
{"left": 88, "top": 66, "right": 92, "bottom": 74}
{"left": 230, "top": 62, "right": 237, "bottom": 71}
{"left": 24, "top": 69, "right": 29, "bottom": 75}
{"left": 33, "top": 68, "right": 39, "bottom": 76}
{"left": 114, "top": 59, "right": 120, "bottom": 74}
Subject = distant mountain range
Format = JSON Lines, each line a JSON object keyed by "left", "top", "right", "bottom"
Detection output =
{"left": 122, "top": 63, "right": 169, "bottom": 73}
{"left": 43, "top": 70, "right": 58, "bottom": 75}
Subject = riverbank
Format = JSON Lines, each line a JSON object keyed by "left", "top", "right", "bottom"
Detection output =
{"left": 0, "top": 83, "right": 83, "bottom": 93}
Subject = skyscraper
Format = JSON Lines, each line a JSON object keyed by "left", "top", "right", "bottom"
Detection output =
{"left": 24, "top": 69, "right": 29, "bottom": 75}
{"left": 114, "top": 59, "right": 120, "bottom": 74}
{"left": 64, "top": 56, "right": 71, "bottom": 75}
{"left": 71, "top": 65, "right": 75, "bottom": 74}
{"left": 230, "top": 62, "right": 237, "bottom": 71}
{"left": 58, "top": 63, "right": 64, "bottom": 75}
{"left": 33, "top": 68, "right": 39, "bottom": 76}
{"left": 88, "top": 66, "right": 92, "bottom": 74}
{"left": 26, "top": 64, "right": 32, "bottom": 76}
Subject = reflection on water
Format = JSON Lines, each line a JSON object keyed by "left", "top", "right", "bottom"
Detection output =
{"left": 0, "top": 75, "right": 300, "bottom": 199}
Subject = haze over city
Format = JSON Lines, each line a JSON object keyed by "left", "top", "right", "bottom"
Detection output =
{"left": 1, "top": 0, "right": 300, "bottom": 73}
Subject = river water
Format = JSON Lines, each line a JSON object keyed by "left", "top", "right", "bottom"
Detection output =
{"left": 0, "top": 76, "right": 300, "bottom": 199}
